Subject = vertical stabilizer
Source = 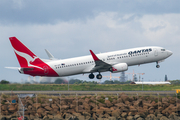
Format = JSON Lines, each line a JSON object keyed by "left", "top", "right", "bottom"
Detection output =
{"left": 8, "top": 37, "right": 60, "bottom": 77}
{"left": 9, "top": 37, "right": 44, "bottom": 67}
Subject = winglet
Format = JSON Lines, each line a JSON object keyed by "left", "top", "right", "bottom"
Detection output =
{"left": 90, "top": 50, "right": 100, "bottom": 61}
{"left": 45, "top": 49, "right": 55, "bottom": 60}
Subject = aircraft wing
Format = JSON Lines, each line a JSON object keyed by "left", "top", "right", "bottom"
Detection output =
{"left": 89, "top": 50, "right": 112, "bottom": 72}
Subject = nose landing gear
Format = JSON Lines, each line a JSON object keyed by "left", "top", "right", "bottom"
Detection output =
{"left": 156, "top": 65, "right": 160, "bottom": 68}
{"left": 156, "top": 62, "right": 160, "bottom": 68}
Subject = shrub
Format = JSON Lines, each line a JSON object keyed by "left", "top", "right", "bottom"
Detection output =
{"left": 0, "top": 80, "right": 10, "bottom": 84}
{"left": 177, "top": 93, "right": 180, "bottom": 99}
{"left": 97, "top": 98, "right": 105, "bottom": 104}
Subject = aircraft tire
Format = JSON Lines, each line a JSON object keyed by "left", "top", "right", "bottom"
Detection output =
{"left": 96, "top": 74, "right": 102, "bottom": 79}
{"left": 156, "top": 65, "right": 160, "bottom": 68}
{"left": 89, "top": 73, "right": 95, "bottom": 79}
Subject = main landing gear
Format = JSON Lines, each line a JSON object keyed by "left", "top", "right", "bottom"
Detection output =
{"left": 89, "top": 73, "right": 102, "bottom": 79}
{"left": 89, "top": 73, "right": 94, "bottom": 79}
{"left": 156, "top": 62, "right": 160, "bottom": 68}
{"left": 96, "top": 73, "right": 102, "bottom": 79}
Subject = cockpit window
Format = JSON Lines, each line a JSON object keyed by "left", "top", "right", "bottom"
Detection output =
{"left": 161, "top": 49, "right": 166, "bottom": 51}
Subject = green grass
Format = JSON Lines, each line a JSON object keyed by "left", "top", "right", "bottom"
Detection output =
{"left": 0, "top": 84, "right": 179, "bottom": 91}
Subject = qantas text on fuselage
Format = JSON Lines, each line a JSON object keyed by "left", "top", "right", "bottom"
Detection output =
{"left": 8, "top": 37, "right": 173, "bottom": 79}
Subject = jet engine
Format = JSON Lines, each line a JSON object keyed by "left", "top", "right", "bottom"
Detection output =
{"left": 110, "top": 63, "right": 128, "bottom": 73}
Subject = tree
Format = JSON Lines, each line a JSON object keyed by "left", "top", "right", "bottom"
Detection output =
{"left": 0, "top": 80, "right": 10, "bottom": 84}
{"left": 104, "top": 80, "right": 114, "bottom": 84}
{"left": 114, "top": 80, "right": 121, "bottom": 84}
{"left": 165, "top": 75, "right": 168, "bottom": 81}
{"left": 92, "top": 81, "right": 98, "bottom": 84}
{"left": 54, "top": 78, "right": 66, "bottom": 84}
{"left": 69, "top": 79, "right": 83, "bottom": 84}
{"left": 25, "top": 82, "right": 31, "bottom": 84}
{"left": 133, "top": 74, "right": 138, "bottom": 82}
{"left": 170, "top": 80, "right": 180, "bottom": 84}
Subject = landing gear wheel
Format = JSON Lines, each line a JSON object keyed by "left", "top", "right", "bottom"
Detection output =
{"left": 156, "top": 65, "right": 160, "bottom": 68}
{"left": 96, "top": 74, "right": 102, "bottom": 79}
{"left": 89, "top": 73, "right": 95, "bottom": 79}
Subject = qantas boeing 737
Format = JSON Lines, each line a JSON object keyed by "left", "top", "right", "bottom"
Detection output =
{"left": 8, "top": 37, "right": 173, "bottom": 79}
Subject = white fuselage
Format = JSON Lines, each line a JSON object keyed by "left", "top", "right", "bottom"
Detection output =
{"left": 45, "top": 46, "right": 172, "bottom": 77}
{"left": 9, "top": 37, "right": 173, "bottom": 78}
{"left": 135, "top": 82, "right": 171, "bottom": 85}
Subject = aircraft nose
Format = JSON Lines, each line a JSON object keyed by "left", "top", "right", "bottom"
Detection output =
{"left": 167, "top": 50, "right": 173, "bottom": 56}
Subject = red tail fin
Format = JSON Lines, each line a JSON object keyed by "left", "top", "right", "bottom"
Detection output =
{"left": 9, "top": 37, "right": 43, "bottom": 67}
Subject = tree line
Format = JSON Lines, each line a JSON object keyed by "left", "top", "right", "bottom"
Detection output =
{"left": 41, "top": 78, "right": 132, "bottom": 84}
{"left": 53, "top": 78, "right": 98, "bottom": 84}
{"left": 0, "top": 80, "right": 10, "bottom": 84}
{"left": 2, "top": 79, "right": 180, "bottom": 85}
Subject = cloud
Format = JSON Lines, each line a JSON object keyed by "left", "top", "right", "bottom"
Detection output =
{"left": 12, "top": 0, "right": 25, "bottom": 9}
{"left": 1, "top": 0, "right": 180, "bottom": 25}
{"left": 1, "top": 13, "right": 180, "bottom": 54}
{"left": 139, "top": 14, "right": 180, "bottom": 48}
{"left": 1, "top": 12, "right": 180, "bottom": 82}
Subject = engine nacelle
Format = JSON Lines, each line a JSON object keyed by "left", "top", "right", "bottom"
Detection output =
{"left": 111, "top": 63, "right": 128, "bottom": 73}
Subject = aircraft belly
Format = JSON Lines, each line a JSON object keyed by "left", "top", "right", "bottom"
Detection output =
{"left": 57, "top": 67, "right": 86, "bottom": 77}
{"left": 127, "top": 55, "right": 155, "bottom": 66}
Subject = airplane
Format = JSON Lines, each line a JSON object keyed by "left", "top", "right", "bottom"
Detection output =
{"left": 135, "top": 82, "right": 171, "bottom": 85}
{"left": 8, "top": 37, "right": 173, "bottom": 79}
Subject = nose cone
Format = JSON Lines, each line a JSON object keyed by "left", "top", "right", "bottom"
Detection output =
{"left": 167, "top": 50, "right": 173, "bottom": 57}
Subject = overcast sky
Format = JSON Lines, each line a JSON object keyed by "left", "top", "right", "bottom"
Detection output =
{"left": 1, "top": 0, "right": 180, "bottom": 83}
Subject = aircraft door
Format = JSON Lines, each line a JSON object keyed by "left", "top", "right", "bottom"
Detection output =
{"left": 154, "top": 48, "right": 158, "bottom": 56}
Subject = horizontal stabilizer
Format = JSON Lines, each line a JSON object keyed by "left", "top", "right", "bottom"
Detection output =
{"left": 5, "top": 67, "right": 34, "bottom": 74}
{"left": 5, "top": 67, "right": 19, "bottom": 70}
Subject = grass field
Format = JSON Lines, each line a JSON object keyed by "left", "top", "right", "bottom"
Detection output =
{"left": 0, "top": 84, "right": 180, "bottom": 91}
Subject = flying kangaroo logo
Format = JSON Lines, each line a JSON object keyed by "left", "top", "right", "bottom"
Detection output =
{"left": 43, "top": 66, "right": 49, "bottom": 74}
{"left": 14, "top": 49, "right": 43, "bottom": 70}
